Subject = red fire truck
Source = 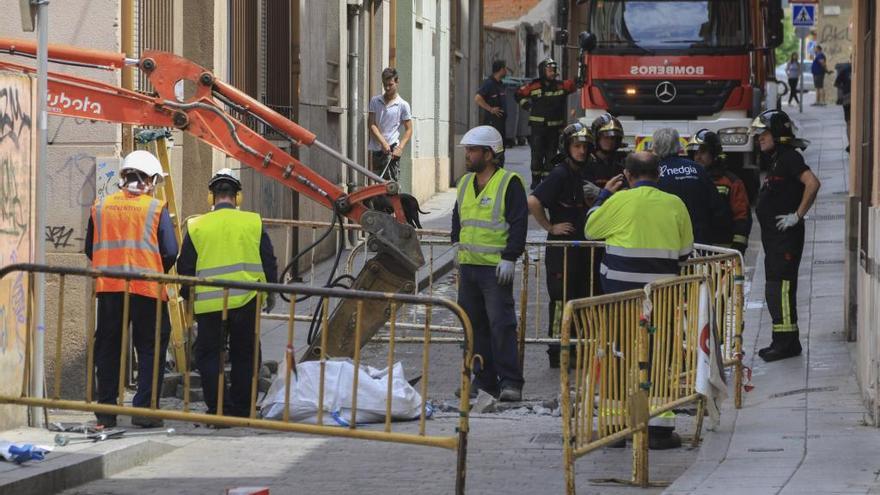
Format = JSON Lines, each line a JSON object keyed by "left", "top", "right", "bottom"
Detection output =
{"left": 577, "top": 0, "right": 784, "bottom": 195}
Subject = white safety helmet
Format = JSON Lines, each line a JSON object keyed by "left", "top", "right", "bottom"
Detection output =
{"left": 118, "top": 150, "right": 166, "bottom": 194}
{"left": 209, "top": 168, "right": 242, "bottom": 190}
{"left": 120, "top": 150, "right": 165, "bottom": 182}
{"left": 460, "top": 125, "right": 504, "bottom": 155}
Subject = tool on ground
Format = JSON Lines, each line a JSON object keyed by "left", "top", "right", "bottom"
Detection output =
{"left": 54, "top": 427, "right": 175, "bottom": 447}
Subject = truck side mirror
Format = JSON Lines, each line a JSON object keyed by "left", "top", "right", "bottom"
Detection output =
{"left": 766, "top": 0, "right": 784, "bottom": 49}
{"left": 579, "top": 31, "right": 597, "bottom": 53}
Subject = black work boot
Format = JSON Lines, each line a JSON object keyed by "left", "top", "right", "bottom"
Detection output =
{"left": 648, "top": 426, "right": 682, "bottom": 450}
{"left": 131, "top": 416, "right": 165, "bottom": 428}
{"left": 95, "top": 414, "right": 117, "bottom": 428}
{"left": 760, "top": 332, "right": 802, "bottom": 362}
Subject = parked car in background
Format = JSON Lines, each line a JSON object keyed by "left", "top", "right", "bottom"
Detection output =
{"left": 775, "top": 62, "right": 815, "bottom": 93}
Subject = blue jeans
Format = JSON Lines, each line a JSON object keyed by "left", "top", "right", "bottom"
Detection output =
{"left": 458, "top": 264, "right": 524, "bottom": 390}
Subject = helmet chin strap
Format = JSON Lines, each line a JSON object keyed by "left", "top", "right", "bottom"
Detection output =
{"left": 118, "top": 174, "right": 157, "bottom": 195}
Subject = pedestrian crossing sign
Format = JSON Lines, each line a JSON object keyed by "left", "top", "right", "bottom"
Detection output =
{"left": 792, "top": 4, "right": 816, "bottom": 27}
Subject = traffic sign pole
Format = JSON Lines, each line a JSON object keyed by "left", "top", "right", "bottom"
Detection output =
{"left": 799, "top": 37, "right": 805, "bottom": 113}
{"left": 791, "top": 3, "right": 816, "bottom": 113}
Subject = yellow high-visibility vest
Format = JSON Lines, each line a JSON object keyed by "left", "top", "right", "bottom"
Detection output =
{"left": 188, "top": 208, "right": 265, "bottom": 314}
{"left": 456, "top": 168, "right": 521, "bottom": 266}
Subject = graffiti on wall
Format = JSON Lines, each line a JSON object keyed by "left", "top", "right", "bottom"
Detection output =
{"left": 0, "top": 72, "right": 34, "bottom": 415}
{"left": 42, "top": 154, "right": 118, "bottom": 252}
{"left": 816, "top": 5, "right": 853, "bottom": 101}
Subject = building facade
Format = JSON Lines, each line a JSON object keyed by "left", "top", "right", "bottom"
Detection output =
{"left": 846, "top": 0, "right": 880, "bottom": 423}
{"left": 0, "top": 0, "right": 483, "bottom": 422}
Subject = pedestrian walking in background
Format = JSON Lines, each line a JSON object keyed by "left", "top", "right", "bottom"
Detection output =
{"left": 177, "top": 169, "right": 278, "bottom": 419}
{"left": 475, "top": 59, "right": 508, "bottom": 142}
{"left": 85, "top": 150, "right": 179, "bottom": 428}
{"left": 527, "top": 122, "right": 594, "bottom": 368}
{"left": 751, "top": 110, "right": 820, "bottom": 362}
{"left": 786, "top": 53, "right": 801, "bottom": 106}
{"left": 811, "top": 45, "right": 833, "bottom": 106}
{"left": 516, "top": 57, "right": 579, "bottom": 189}
{"left": 368, "top": 67, "right": 413, "bottom": 181}
{"left": 835, "top": 60, "right": 852, "bottom": 151}
{"left": 452, "top": 126, "right": 528, "bottom": 402}
{"left": 653, "top": 128, "right": 732, "bottom": 245}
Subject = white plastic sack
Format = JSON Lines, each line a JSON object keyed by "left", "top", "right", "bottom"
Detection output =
{"left": 260, "top": 359, "right": 431, "bottom": 426}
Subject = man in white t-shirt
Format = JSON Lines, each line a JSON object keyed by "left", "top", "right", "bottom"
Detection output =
{"left": 368, "top": 67, "right": 413, "bottom": 179}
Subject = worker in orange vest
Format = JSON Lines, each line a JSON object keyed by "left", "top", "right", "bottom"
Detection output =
{"left": 85, "top": 150, "right": 179, "bottom": 429}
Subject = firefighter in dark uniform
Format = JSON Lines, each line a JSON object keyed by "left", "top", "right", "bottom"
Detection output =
{"left": 579, "top": 113, "right": 627, "bottom": 296}
{"left": 751, "top": 110, "right": 821, "bottom": 362}
{"left": 516, "top": 58, "right": 579, "bottom": 189}
{"left": 527, "top": 122, "right": 594, "bottom": 367}
{"left": 586, "top": 113, "right": 626, "bottom": 188}
{"left": 687, "top": 129, "right": 752, "bottom": 254}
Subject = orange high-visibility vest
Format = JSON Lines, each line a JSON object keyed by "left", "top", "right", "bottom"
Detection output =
{"left": 90, "top": 190, "right": 166, "bottom": 300}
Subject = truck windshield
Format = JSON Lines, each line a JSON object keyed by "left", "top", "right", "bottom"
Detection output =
{"left": 589, "top": 0, "right": 747, "bottom": 54}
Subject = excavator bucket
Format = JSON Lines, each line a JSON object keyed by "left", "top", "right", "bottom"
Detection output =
{"left": 301, "top": 211, "right": 424, "bottom": 361}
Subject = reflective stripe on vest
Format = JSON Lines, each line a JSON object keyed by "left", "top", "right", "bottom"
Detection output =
{"left": 188, "top": 208, "right": 266, "bottom": 314}
{"left": 456, "top": 169, "right": 520, "bottom": 266}
{"left": 90, "top": 191, "right": 165, "bottom": 299}
{"left": 528, "top": 80, "right": 568, "bottom": 127}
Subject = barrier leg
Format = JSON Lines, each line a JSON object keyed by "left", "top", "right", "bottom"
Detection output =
{"left": 692, "top": 396, "right": 705, "bottom": 448}
{"left": 632, "top": 317, "right": 650, "bottom": 488}
{"left": 734, "top": 262, "right": 745, "bottom": 409}
{"left": 559, "top": 308, "right": 576, "bottom": 495}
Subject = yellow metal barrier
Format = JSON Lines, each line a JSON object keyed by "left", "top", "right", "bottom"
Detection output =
{"left": 560, "top": 275, "right": 712, "bottom": 493}
{"left": 260, "top": 219, "right": 746, "bottom": 406}
{"left": 0, "top": 263, "right": 474, "bottom": 494}
{"left": 560, "top": 287, "right": 650, "bottom": 492}
{"left": 681, "top": 244, "right": 745, "bottom": 408}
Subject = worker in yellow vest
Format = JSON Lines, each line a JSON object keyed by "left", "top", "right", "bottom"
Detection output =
{"left": 177, "top": 169, "right": 278, "bottom": 419}
{"left": 452, "top": 126, "right": 528, "bottom": 402}
{"left": 85, "top": 150, "right": 179, "bottom": 428}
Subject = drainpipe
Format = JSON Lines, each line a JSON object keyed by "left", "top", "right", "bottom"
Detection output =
{"left": 32, "top": 0, "right": 49, "bottom": 427}
{"left": 347, "top": 2, "right": 361, "bottom": 189}
{"left": 433, "top": 0, "right": 441, "bottom": 191}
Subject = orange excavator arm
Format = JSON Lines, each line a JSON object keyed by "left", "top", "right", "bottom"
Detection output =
{"left": 0, "top": 38, "right": 422, "bottom": 271}
{"left": 0, "top": 38, "right": 424, "bottom": 359}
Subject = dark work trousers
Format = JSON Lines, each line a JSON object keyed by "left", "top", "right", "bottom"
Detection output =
{"left": 762, "top": 223, "right": 805, "bottom": 351}
{"left": 194, "top": 298, "right": 260, "bottom": 416}
{"left": 458, "top": 264, "right": 524, "bottom": 391}
{"left": 546, "top": 244, "right": 589, "bottom": 364}
{"left": 94, "top": 293, "right": 171, "bottom": 412}
{"left": 482, "top": 114, "right": 507, "bottom": 143}
{"left": 528, "top": 125, "right": 561, "bottom": 188}
{"left": 545, "top": 245, "right": 590, "bottom": 339}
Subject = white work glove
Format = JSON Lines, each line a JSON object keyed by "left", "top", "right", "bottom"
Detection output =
{"left": 496, "top": 259, "right": 516, "bottom": 286}
{"left": 452, "top": 243, "right": 460, "bottom": 269}
{"left": 775, "top": 212, "right": 801, "bottom": 231}
{"left": 582, "top": 181, "right": 601, "bottom": 205}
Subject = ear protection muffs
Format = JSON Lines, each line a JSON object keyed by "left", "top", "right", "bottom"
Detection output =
{"left": 208, "top": 190, "right": 242, "bottom": 208}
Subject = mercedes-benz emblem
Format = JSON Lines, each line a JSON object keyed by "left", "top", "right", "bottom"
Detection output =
{"left": 655, "top": 81, "right": 677, "bottom": 104}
